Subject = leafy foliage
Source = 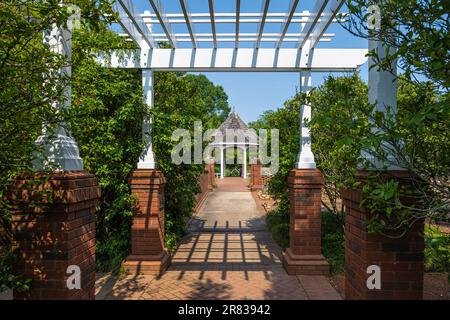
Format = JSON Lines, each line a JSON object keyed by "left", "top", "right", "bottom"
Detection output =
{"left": 424, "top": 225, "right": 450, "bottom": 273}
{"left": 250, "top": 93, "right": 301, "bottom": 207}
{"left": 308, "top": 73, "right": 370, "bottom": 216}
{"left": 152, "top": 72, "right": 230, "bottom": 250}
{"left": 321, "top": 210, "right": 345, "bottom": 274}
{"left": 0, "top": 0, "right": 115, "bottom": 292}
{"left": 344, "top": 0, "right": 449, "bottom": 88}
{"left": 342, "top": 1, "right": 449, "bottom": 233}
{"left": 265, "top": 201, "right": 290, "bottom": 250}
{"left": 70, "top": 24, "right": 145, "bottom": 273}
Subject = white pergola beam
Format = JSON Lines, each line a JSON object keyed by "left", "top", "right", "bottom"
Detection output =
{"left": 310, "top": 0, "right": 344, "bottom": 48}
{"left": 99, "top": 48, "right": 367, "bottom": 71}
{"left": 114, "top": 0, "right": 157, "bottom": 48}
{"left": 141, "top": 12, "right": 345, "bottom": 19}
{"left": 179, "top": 0, "right": 197, "bottom": 48}
{"left": 276, "top": 0, "right": 300, "bottom": 49}
{"left": 149, "top": 0, "right": 177, "bottom": 48}
{"left": 298, "top": 0, "right": 329, "bottom": 48}
{"left": 256, "top": 0, "right": 271, "bottom": 48}
{"left": 143, "top": 17, "right": 343, "bottom": 24}
{"left": 235, "top": 0, "right": 240, "bottom": 48}
{"left": 208, "top": 0, "right": 217, "bottom": 48}
{"left": 150, "top": 37, "right": 333, "bottom": 43}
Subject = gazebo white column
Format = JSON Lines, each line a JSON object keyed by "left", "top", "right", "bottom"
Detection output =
{"left": 137, "top": 68, "right": 157, "bottom": 169}
{"left": 243, "top": 146, "right": 247, "bottom": 178}
{"left": 220, "top": 146, "right": 224, "bottom": 179}
{"left": 34, "top": 25, "right": 83, "bottom": 171}
{"left": 296, "top": 70, "right": 316, "bottom": 169}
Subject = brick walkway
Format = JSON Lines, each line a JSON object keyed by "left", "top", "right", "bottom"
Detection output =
{"left": 98, "top": 177, "right": 341, "bottom": 300}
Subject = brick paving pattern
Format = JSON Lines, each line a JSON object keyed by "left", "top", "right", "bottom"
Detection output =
{"left": 99, "top": 178, "right": 340, "bottom": 300}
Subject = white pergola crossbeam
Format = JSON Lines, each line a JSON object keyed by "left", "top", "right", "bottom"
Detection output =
{"left": 113, "top": 0, "right": 157, "bottom": 48}
{"left": 298, "top": 0, "right": 329, "bottom": 48}
{"left": 256, "top": 0, "right": 270, "bottom": 49}
{"left": 309, "top": 0, "right": 344, "bottom": 49}
{"left": 208, "top": 0, "right": 217, "bottom": 48}
{"left": 235, "top": 0, "right": 240, "bottom": 48}
{"left": 149, "top": 0, "right": 177, "bottom": 48}
{"left": 179, "top": 0, "right": 197, "bottom": 48}
{"left": 276, "top": 0, "right": 300, "bottom": 49}
{"left": 99, "top": 48, "right": 368, "bottom": 71}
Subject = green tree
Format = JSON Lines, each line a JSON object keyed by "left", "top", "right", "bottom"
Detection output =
{"left": 344, "top": 0, "right": 449, "bottom": 88}
{"left": 152, "top": 72, "right": 230, "bottom": 249}
{"left": 308, "top": 73, "right": 370, "bottom": 218}
{"left": 70, "top": 23, "right": 145, "bottom": 272}
{"left": 0, "top": 0, "right": 114, "bottom": 292}
{"left": 340, "top": 0, "right": 449, "bottom": 234}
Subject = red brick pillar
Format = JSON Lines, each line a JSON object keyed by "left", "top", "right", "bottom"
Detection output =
{"left": 283, "top": 169, "right": 330, "bottom": 275}
{"left": 123, "top": 169, "right": 170, "bottom": 275}
{"left": 250, "top": 159, "right": 262, "bottom": 191}
{"left": 10, "top": 171, "right": 100, "bottom": 300}
{"left": 342, "top": 171, "right": 424, "bottom": 300}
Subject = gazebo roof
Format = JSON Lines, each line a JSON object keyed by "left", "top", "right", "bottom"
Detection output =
{"left": 212, "top": 109, "right": 258, "bottom": 145}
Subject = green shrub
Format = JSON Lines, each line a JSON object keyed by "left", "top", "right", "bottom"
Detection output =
{"left": 425, "top": 225, "right": 450, "bottom": 273}
{"left": 265, "top": 200, "right": 290, "bottom": 250}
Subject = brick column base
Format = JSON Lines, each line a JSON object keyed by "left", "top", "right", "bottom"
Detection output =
{"left": 249, "top": 159, "right": 262, "bottom": 191}
{"left": 10, "top": 171, "right": 100, "bottom": 300}
{"left": 283, "top": 169, "right": 329, "bottom": 275}
{"left": 123, "top": 169, "right": 170, "bottom": 275}
{"left": 342, "top": 171, "right": 425, "bottom": 300}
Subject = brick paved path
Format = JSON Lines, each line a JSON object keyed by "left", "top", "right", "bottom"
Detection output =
{"left": 98, "top": 178, "right": 341, "bottom": 300}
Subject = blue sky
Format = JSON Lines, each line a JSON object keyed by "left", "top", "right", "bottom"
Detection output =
{"left": 128, "top": 0, "right": 369, "bottom": 123}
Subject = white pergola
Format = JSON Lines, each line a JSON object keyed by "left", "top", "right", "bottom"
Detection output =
{"left": 39, "top": 0, "right": 396, "bottom": 172}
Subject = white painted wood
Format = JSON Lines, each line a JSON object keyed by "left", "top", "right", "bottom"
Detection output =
{"left": 34, "top": 25, "right": 84, "bottom": 172}
{"left": 243, "top": 146, "right": 247, "bottom": 178}
{"left": 114, "top": 0, "right": 157, "bottom": 48}
{"left": 220, "top": 147, "right": 224, "bottom": 179}
{"left": 298, "top": 1, "right": 329, "bottom": 48}
{"left": 276, "top": 0, "right": 300, "bottom": 48}
{"left": 364, "top": 38, "right": 403, "bottom": 170}
{"left": 296, "top": 67, "right": 316, "bottom": 169}
{"left": 310, "top": 0, "right": 344, "bottom": 48}
{"left": 99, "top": 48, "right": 368, "bottom": 71}
{"left": 179, "top": 0, "right": 197, "bottom": 48}
{"left": 149, "top": 0, "right": 177, "bottom": 48}
{"left": 137, "top": 69, "right": 157, "bottom": 169}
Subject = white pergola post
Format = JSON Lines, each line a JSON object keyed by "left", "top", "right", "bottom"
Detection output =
{"left": 296, "top": 69, "right": 316, "bottom": 169}
{"left": 220, "top": 146, "right": 225, "bottom": 179}
{"left": 243, "top": 146, "right": 247, "bottom": 178}
{"left": 137, "top": 69, "right": 157, "bottom": 169}
{"left": 34, "top": 25, "right": 83, "bottom": 171}
{"left": 365, "top": 38, "right": 402, "bottom": 169}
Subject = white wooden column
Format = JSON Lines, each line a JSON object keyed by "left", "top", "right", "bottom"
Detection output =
{"left": 220, "top": 147, "right": 224, "bottom": 179}
{"left": 243, "top": 146, "right": 247, "bottom": 178}
{"left": 34, "top": 25, "right": 83, "bottom": 171}
{"left": 137, "top": 68, "right": 157, "bottom": 169}
{"left": 296, "top": 70, "right": 316, "bottom": 169}
{"left": 365, "top": 38, "right": 402, "bottom": 169}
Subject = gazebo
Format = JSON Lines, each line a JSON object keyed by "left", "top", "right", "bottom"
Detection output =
{"left": 209, "top": 109, "right": 258, "bottom": 179}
